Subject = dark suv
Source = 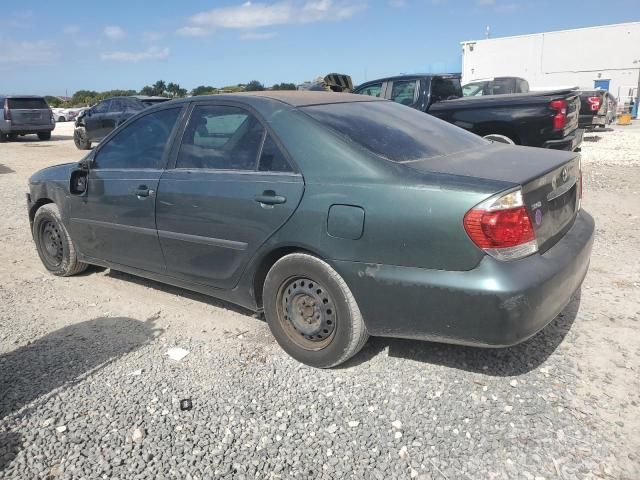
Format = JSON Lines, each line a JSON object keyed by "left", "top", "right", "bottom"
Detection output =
{"left": 0, "top": 95, "right": 55, "bottom": 142}
{"left": 73, "top": 95, "right": 169, "bottom": 149}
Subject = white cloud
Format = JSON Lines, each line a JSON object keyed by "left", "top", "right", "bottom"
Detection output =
{"left": 63, "top": 25, "right": 80, "bottom": 35}
{"left": 178, "top": 0, "right": 365, "bottom": 36}
{"left": 240, "top": 31, "right": 279, "bottom": 40}
{"left": 0, "top": 39, "right": 59, "bottom": 67}
{"left": 100, "top": 46, "right": 170, "bottom": 62}
{"left": 476, "top": 0, "right": 495, "bottom": 4}
{"left": 142, "top": 31, "right": 165, "bottom": 42}
{"left": 104, "top": 25, "right": 126, "bottom": 40}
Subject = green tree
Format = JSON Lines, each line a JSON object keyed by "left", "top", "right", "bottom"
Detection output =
{"left": 45, "top": 96, "right": 63, "bottom": 107}
{"left": 271, "top": 83, "right": 296, "bottom": 91}
{"left": 244, "top": 80, "right": 265, "bottom": 92}
{"left": 191, "top": 85, "right": 218, "bottom": 96}
{"left": 167, "top": 82, "right": 187, "bottom": 98}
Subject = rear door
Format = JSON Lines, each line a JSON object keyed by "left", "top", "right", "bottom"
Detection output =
{"left": 7, "top": 97, "right": 50, "bottom": 126}
{"left": 68, "top": 106, "right": 184, "bottom": 271}
{"left": 156, "top": 102, "right": 304, "bottom": 289}
{"left": 102, "top": 98, "right": 125, "bottom": 135}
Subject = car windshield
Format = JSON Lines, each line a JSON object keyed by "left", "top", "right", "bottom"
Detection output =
{"left": 302, "top": 100, "right": 487, "bottom": 163}
{"left": 7, "top": 97, "right": 48, "bottom": 109}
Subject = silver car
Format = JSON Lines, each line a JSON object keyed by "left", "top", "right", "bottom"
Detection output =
{"left": 0, "top": 95, "right": 55, "bottom": 142}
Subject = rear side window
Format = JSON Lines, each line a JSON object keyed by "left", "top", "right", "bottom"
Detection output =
{"left": 302, "top": 101, "right": 487, "bottom": 163}
{"left": 94, "top": 108, "right": 181, "bottom": 169}
{"left": 176, "top": 105, "right": 265, "bottom": 170}
{"left": 109, "top": 99, "right": 124, "bottom": 112}
{"left": 431, "top": 77, "right": 462, "bottom": 102}
{"left": 7, "top": 98, "right": 48, "bottom": 109}
{"left": 93, "top": 101, "right": 110, "bottom": 114}
{"left": 258, "top": 134, "right": 292, "bottom": 173}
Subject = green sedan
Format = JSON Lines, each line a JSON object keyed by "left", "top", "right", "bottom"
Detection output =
{"left": 27, "top": 92, "right": 594, "bottom": 367}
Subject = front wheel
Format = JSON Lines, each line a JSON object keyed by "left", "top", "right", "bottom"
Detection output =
{"left": 73, "top": 126, "right": 91, "bottom": 150}
{"left": 483, "top": 133, "right": 515, "bottom": 145}
{"left": 33, "top": 204, "right": 88, "bottom": 276}
{"left": 263, "top": 253, "right": 368, "bottom": 368}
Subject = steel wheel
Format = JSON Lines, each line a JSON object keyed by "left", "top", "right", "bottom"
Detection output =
{"left": 277, "top": 276, "right": 337, "bottom": 350}
{"left": 39, "top": 220, "right": 64, "bottom": 268}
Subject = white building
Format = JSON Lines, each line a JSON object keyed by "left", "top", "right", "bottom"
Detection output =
{"left": 461, "top": 22, "right": 640, "bottom": 104}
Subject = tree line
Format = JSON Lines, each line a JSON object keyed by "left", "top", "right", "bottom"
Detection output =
{"left": 48, "top": 80, "right": 297, "bottom": 107}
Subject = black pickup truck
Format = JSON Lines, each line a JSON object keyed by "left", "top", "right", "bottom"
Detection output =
{"left": 354, "top": 74, "right": 583, "bottom": 151}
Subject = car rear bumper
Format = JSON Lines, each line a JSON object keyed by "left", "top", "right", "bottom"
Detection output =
{"left": 542, "top": 128, "right": 583, "bottom": 151}
{"left": 334, "top": 209, "right": 594, "bottom": 347}
{"left": 1, "top": 120, "right": 55, "bottom": 134}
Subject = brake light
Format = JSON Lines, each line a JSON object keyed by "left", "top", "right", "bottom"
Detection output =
{"left": 463, "top": 189, "right": 538, "bottom": 261}
{"left": 550, "top": 99, "right": 567, "bottom": 130}
{"left": 3, "top": 100, "right": 10, "bottom": 122}
{"left": 587, "top": 96, "right": 601, "bottom": 112}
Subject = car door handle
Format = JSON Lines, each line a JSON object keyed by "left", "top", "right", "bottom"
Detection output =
{"left": 135, "top": 185, "right": 154, "bottom": 198}
{"left": 254, "top": 192, "right": 286, "bottom": 205}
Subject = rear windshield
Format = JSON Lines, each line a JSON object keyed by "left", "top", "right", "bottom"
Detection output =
{"left": 7, "top": 98, "right": 48, "bottom": 109}
{"left": 302, "top": 101, "right": 487, "bottom": 163}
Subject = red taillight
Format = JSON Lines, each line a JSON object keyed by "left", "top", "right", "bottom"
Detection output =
{"left": 464, "top": 189, "right": 538, "bottom": 261}
{"left": 464, "top": 206, "right": 535, "bottom": 249}
{"left": 587, "top": 96, "right": 601, "bottom": 111}
{"left": 550, "top": 99, "right": 567, "bottom": 130}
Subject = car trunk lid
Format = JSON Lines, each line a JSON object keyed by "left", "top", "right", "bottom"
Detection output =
{"left": 404, "top": 144, "right": 581, "bottom": 253}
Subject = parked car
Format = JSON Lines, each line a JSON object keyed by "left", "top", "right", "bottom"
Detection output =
{"left": 463, "top": 76, "right": 530, "bottom": 96}
{"left": 297, "top": 73, "right": 353, "bottom": 92}
{"left": 27, "top": 92, "right": 594, "bottom": 368}
{"left": 0, "top": 95, "right": 55, "bottom": 142}
{"left": 73, "top": 95, "right": 169, "bottom": 150}
{"left": 52, "top": 107, "right": 71, "bottom": 122}
{"left": 354, "top": 74, "right": 583, "bottom": 151}
{"left": 577, "top": 90, "right": 610, "bottom": 129}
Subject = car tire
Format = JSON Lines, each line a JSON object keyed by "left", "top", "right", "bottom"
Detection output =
{"left": 33, "top": 204, "right": 88, "bottom": 277}
{"left": 37, "top": 132, "right": 51, "bottom": 140}
{"left": 0, "top": 133, "right": 6, "bottom": 143}
{"left": 8, "top": 133, "right": 18, "bottom": 141}
{"left": 58, "top": 116, "right": 65, "bottom": 122}
{"left": 263, "top": 253, "right": 368, "bottom": 368}
{"left": 73, "top": 126, "right": 91, "bottom": 150}
{"left": 483, "top": 134, "right": 515, "bottom": 145}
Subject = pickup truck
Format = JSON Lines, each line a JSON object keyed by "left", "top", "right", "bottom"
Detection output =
{"left": 462, "top": 76, "right": 530, "bottom": 96}
{"left": 353, "top": 74, "right": 583, "bottom": 151}
{"left": 577, "top": 90, "right": 615, "bottom": 129}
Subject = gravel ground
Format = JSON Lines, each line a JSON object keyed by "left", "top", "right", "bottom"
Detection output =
{"left": 1, "top": 122, "right": 639, "bottom": 480}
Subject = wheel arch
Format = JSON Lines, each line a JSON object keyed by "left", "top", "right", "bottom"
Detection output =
{"left": 474, "top": 122, "right": 521, "bottom": 145}
{"left": 251, "top": 245, "right": 327, "bottom": 309}
{"left": 29, "top": 198, "right": 55, "bottom": 226}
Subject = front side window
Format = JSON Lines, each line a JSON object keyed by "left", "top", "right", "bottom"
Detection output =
{"left": 94, "top": 108, "right": 181, "bottom": 169}
{"left": 93, "top": 101, "right": 110, "bottom": 114}
{"left": 176, "top": 105, "right": 265, "bottom": 170}
{"left": 357, "top": 83, "right": 383, "bottom": 97}
{"left": 462, "top": 83, "right": 485, "bottom": 96}
{"left": 390, "top": 81, "right": 417, "bottom": 105}
{"left": 109, "top": 99, "right": 124, "bottom": 112}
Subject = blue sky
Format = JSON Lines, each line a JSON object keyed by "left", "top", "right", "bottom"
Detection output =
{"left": 1, "top": 0, "right": 638, "bottom": 95}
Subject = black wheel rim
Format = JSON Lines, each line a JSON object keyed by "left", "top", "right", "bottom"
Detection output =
{"left": 276, "top": 277, "right": 337, "bottom": 351}
{"left": 39, "top": 219, "right": 64, "bottom": 268}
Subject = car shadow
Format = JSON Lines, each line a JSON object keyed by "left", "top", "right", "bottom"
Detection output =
{"left": 106, "top": 269, "right": 256, "bottom": 317}
{"left": 0, "top": 164, "right": 15, "bottom": 175}
{"left": 343, "top": 291, "right": 581, "bottom": 376}
{"left": 6, "top": 135, "right": 74, "bottom": 143}
{"left": 0, "top": 316, "right": 161, "bottom": 420}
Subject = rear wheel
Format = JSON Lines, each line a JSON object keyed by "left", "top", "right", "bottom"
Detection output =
{"left": 73, "top": 126, "right": 91, "bottom": 150}
{"left": 58, "top": 116, "right": 65, "bottom": 122}
{"left": 33, "top": 204, "right": 88, "bottom": 277}
{"left": 38, "top": 132, "right": 51, "bottom": 140}
{"left": 0, "top": 133, "right": 6, "bottom": 143}
{"left": 483, "top": 134, "right": 515, "bottom": 145}
{"left": 7, "top": 133, "right": 18, "bottom": 141}
{"left": 263, "top": 253, "right": 368, "bottom": 368}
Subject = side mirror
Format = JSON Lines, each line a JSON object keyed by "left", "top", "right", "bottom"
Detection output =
{"left": 70, "top": 170, "right": 88, "bottom": 195}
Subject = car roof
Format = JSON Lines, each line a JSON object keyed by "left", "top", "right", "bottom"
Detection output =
{"left": 184, "top": 91, "right": 385, "bottom": 107}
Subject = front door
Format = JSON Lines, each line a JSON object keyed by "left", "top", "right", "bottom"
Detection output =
{"left": 68, "top": 106, "right": 183, "bottom": 272}
{"left": 85, "top": 100, "right": 109, "bottom": 142}
{"left": 156, "top": 103, "right": 304, "bottom": 289}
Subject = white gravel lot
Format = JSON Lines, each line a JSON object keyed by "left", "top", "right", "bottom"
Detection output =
{"left": 1, "top": 121, "right": 639, "bottom": 479}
